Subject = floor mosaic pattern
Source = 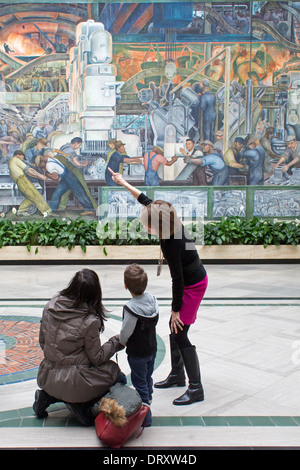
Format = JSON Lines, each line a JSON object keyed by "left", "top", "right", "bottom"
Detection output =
{"left": 0, "top": 263, "right": 300, "bottom": 449}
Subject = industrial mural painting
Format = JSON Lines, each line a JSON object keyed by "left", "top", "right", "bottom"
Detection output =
{"left": 0, "top": 1, "right": 300, "bottom": 220}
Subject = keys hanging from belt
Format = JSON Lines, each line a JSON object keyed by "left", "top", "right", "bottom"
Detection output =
{"left": 157, "top": 247, "right": 164, "bottom": 276}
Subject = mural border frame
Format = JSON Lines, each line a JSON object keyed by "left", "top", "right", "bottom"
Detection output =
{"left": 99, "top": 184, "right": 300, "bottom": 221}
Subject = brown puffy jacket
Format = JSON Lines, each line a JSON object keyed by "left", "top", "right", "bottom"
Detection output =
{"left": 37, "top": 294, "right": 121, "bottom": 403}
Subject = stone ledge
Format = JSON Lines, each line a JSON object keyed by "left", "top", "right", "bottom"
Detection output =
{"left": 0, "top": 245, "right": 299, "bottom": 261}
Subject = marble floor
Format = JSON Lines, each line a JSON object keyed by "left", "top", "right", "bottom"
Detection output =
{"left": 0, "top": 262, "right": 300, "bottom": 452}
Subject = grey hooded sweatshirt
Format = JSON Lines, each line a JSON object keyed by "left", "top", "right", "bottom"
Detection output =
{"left": 120, "top": 292, "right": 159, "bottom": 357}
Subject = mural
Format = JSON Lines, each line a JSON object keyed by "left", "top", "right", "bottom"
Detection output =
{"left": 0, "top": 1, "right": 300, "bottom": 220}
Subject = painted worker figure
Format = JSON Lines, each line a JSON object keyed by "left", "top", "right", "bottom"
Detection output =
{"left": 213, "top": 130, "right": 232, "bottom": 157}
{"left": 274, "top": 135, "right": 300, "bottom": 175}
{"left": 213, "top": 130, "right": 225, "bottom": 156}
{"left": 32, "top": 123, "right": 46, "bottom": 140}
{"left": 60, "top": 137, "right": 89, "bottom": 168}
{"left": 106, "top": 138, "right": 117, "bottom": 164}
{"left": 259, "top": 127, "right": 280, "bottom": 173}
{"left": 38, "top": 150, "right": 96, "bottom": 216}
{"left": 179, "top": 138, "right": 207, "bottom": 185}
{"left": 187, "top": 140, "right": 229, "bottom": 185}
{"left": 25, "top": 137, "right": 48, "bottom": 165}
{"left": 223, "top": 137, "right": 246, "bottom": 175}
{"left": 105, "top": 141, "right": 141, "bottom": 186}
{"left": 242, "top": 135, "right": 265, "bottom": 185}
{"left": 8, "top": 150, "right": 51, "bottom": 217}
{"left": 55, "top": 137, "right": 91, "bottom": 211}
{"left": 44, "top": 120, "right": 57, "bottom": 137}
{"left": 143, "top": 146, "right": 178, "bottom": 186}
{"left": 0, "top": 119, "right": 8, "bottom": 138}
{"left": 198, "top": 79, "right": 217, "bottom": 142}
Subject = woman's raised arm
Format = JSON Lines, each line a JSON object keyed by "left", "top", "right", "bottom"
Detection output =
{"left": 107, "top": 167, "right": 142, "bottom": 200}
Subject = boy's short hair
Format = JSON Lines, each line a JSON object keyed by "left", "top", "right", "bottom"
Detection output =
{"left": 124, "top": 263, "right": 148, "bottom": 295}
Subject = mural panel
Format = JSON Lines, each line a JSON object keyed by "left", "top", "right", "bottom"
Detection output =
{"left": 213, "top": 190, "right": 246, "bottom": 218}
{"left": 0, "top": 1, "right": 299, "bottom": 220}
{"left": 254, "top": 188, "right": 300, "bottom": 216}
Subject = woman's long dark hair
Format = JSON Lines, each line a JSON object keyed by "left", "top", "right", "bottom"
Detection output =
{"left": 60, "top": 269, "right": 107, "bottom": 331}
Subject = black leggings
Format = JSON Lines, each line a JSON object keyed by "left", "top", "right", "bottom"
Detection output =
{"left": 169, "top": 320, "right": 192, "bottom": 349}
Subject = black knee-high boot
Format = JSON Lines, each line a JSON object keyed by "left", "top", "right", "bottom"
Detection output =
{"left": 154, "top": 335, "right": 186, "bottom": 388}
{"left": 33, "top": 389, "right": 58, "bottom": 418}
{"left": 65, "top": 401, "right": 96, "bottom": 427}
{"left": 173, "top": 346, "right": 204, "bottom": 405}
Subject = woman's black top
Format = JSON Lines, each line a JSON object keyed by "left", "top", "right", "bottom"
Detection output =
{"left": 138, "top": 193, "right": 207, "bottom": 312}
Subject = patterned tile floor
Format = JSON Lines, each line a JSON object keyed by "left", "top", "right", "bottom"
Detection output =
{"left": 0, "top": 263, "right": 300, "bottom": 451}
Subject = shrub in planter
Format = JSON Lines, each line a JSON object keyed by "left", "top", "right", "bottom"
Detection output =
{"left": 203, "top": 217, "right": 300, "bottom": 248}
{"left": 0, "top": 217, "right": 299, "bottom": 252}
{"left": 0, "top": 218, "right": 99, "bottom": 253}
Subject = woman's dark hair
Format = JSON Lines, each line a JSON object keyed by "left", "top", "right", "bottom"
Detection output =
{"left": 60, "top": 269, "right": 107, "bottom": 331}
{"left": 140, "top": 200, "right": 181, "bottom": 239}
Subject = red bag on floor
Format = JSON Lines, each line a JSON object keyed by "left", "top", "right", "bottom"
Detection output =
{"left": 95, "top": 404, "right": 150, "bottom": 449}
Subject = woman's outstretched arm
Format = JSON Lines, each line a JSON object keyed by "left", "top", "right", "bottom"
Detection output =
{"left": 107, "top": 167, "right": 142, "bottom": 200}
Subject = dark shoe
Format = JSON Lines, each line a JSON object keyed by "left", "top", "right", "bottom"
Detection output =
{"left": 33, "top": 389, "right": 51, "bottom": 418}
{"left": 172, "top": 346, "right": 204, "bottom": 406}
{"left": 143, "top": 407, "right": 152, "bottom": 427}
{"left": 173, "top": 384, "right": 204, "bottom": 405}
{"left": 154, "top": 334, "right": 185, "bottom": 389}
{"left": 154, "top": 372, "right": 185, "bottom": 388}
{"left": 66, "top": 403, "right": 95, "bottom": 426}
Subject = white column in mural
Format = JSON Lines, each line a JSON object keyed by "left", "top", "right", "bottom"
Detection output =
{"left": 68, "top": 20, "right": 117, "bottom": 143}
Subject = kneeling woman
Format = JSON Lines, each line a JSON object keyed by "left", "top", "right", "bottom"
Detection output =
{"left": 108, "top": 168, "right": 208, "bottom": 405}
{"left": 33, "top": 269, "right": 124, "bottom": 425}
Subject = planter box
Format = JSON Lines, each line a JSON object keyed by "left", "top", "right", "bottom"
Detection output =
{"left": 0, "top": 245, "right": 299, "bottom": 261}
{"left": 0, "top": 245, "right": 158, "bottom": 261}
{"left": 199, "top": 245, "right": 300, "bottom": 260}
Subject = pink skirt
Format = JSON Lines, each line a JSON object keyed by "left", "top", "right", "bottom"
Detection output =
{"left": 179, "top": 275, "right": 208, "bottom": 325}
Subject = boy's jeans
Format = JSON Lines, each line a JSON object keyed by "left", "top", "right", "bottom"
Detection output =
{"left": 128, "top": 353, "right": 156, "bottom": 426}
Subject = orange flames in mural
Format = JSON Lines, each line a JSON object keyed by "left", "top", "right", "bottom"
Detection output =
{"left": 5, "top": 33, "right": 44, "bottom": 56}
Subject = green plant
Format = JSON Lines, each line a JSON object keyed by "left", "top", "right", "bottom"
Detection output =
{"left": 0, "top": 217, "right": 299, "bottom": 252}
{"left": 204, "top": 217, "right": 300, "bottom": 248}
{"left": 95, "top": 219, "right": 157, "bottom": 246}
{"left": 0, "top": 218, "right": 99, "bottom": 252}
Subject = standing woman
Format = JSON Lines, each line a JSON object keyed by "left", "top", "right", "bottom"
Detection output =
{"left": 108, "top": 168, "right": 208, "bottom": 405}
{"left": 33, "top": 268, "right": 124, "bottom": 425}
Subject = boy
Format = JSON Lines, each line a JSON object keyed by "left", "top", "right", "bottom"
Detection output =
{"left": 120, "top": 264, "right": 159, "bottom": 427}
